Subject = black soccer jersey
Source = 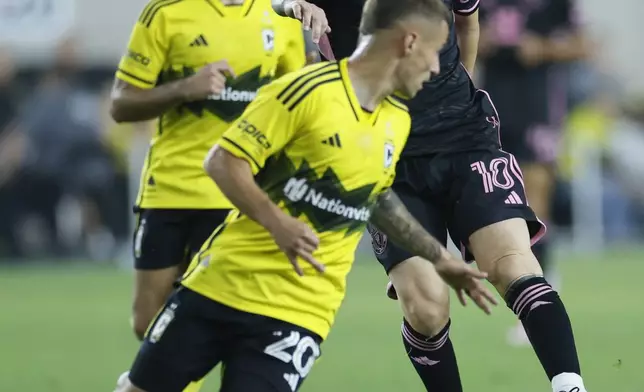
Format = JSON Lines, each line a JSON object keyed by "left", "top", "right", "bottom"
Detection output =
{"left": 314, "top": 0, "right": 499, "bottom": 156}
{"left": 479, "top": 0, "right": 579, "bottom": 128}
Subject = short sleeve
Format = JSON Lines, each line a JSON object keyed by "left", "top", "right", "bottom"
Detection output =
{"left": 453, "top": 0, "right": 480, "bottom": 16}
{"left": 218, "top": 83, "right": 305, "bottom": 173}
{"left": 115, "top": 8, "right": 168, "bottom": 89}
{"left": 277, "top": 19, "right": 307, "bottom": 76}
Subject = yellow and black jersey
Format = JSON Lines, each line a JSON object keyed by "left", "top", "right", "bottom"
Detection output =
{"left": 182, "top": 59, "right": 411, "bottom": 339}
{"left": 116, "top": 0, "right": 306, "bottom": 209}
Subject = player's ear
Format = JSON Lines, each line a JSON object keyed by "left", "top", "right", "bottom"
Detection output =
{"left": 403, "top": 31, "right": 418, "bottom": 57}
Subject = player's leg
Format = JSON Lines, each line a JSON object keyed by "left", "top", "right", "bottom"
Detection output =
{"left": 220, "top": 314, "right": 322, "bottom": 392}
{"left": 131, "top": 209, "right": 191, "bottom": 340}
{"left": 115, "top": 288, "right": 227, "bottom": 392}
{"left": 181, "top": 209, "right": 231, "bottom": 392}
{"left": 502, "top": 125, "right": 560, "bottom": 345}
{"left": 508, "top": 124, "right": 560, "bottom": 281}
{"left": 369, "top": 178, "right": 463, "bottom": 392}
{"left": 452, "top": 150, "right": 586, "bottom": 392}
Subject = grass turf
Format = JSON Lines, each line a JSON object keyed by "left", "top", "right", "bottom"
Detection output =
{"left": 0, "top": 251, "right": 642, "bottom": 391}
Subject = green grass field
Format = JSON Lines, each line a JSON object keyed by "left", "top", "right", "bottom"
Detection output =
{"left": 1, "top": 251, "right": 643, "bottom": 391}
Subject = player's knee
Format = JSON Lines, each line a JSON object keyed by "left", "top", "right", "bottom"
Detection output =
{"left": 391, "top": 258, "right": 450, "bottom": 336}
{"left": 132, "top": 320, "right": 147, "bottom": 341}
{"left": 479, "top": 249, "right": 543, "bottom": 294}
{"left": 131, "top": 310, "right": 153, "bottom": 341}
{"left": 402, "top": 297, "right": 450, "bottom": 337}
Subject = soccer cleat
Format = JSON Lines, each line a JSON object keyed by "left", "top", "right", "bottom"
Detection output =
{"left": 386, "top": 281, "right": 398, "bottom": 300}
{"left": 556, "top": 386, "right": 584, "bottom": 392}
{"left": 552, "top": 373, "right": 587, "bottom": 392}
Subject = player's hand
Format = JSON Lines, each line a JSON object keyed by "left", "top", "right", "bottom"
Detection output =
{"left": 434, "top": 255, "right": 498, "bottom": 314}
{"left": 181, "top": 61, "right": 236, "bottom": 101}
{"left": 284, "top": 0, "right": 331, "bottom": 44}
{"left": 518, "top": 34, "right": 546, "bottom": 67}
{"left": 268, "top": 213, "right": 325, "bottom": 276}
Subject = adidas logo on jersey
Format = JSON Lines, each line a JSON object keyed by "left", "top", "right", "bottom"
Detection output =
{"left": 208, "top": 87, "right": 257, "bottom": 102}
{"left": 189, "top": 34, "right": 208, "bottom": 47}
{"left": 504, "top": 191, "right": 523, "bottom": 205}
{"left": 321, "top": 133, "right": 342, "bottom": 148}
{"left": 283, "top": 177, "right": 371, "bottom": 222}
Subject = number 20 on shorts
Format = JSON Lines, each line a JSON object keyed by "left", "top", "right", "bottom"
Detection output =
{"left": 264, "top": 331, "right": 321, "bottom": 385}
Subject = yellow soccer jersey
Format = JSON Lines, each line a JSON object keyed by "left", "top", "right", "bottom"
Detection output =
{"left": 116, "top": 0, "right": 306, "bottom": 209}
{"left": 182, "top": 59, "right": 411, "bottom": 339}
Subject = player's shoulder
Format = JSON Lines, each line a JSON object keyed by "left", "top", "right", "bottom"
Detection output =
{"left": 135, "top": 0, "right": 197, "bottom": 28}
{"left": 261, "top": 61, "right": 343, "bottom": 111}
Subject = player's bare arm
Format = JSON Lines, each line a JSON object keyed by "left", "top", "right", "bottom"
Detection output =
{"left": 454, "top": 10, "right": 480, "bottom": 74}
{"left": 204, "top": 146, "right": 325, "bottom": 275}
{"left": 110, "top": 61, "right": 235, "bottom": 123}
{"left": 272, "top": 0, "right": 330, "bottom": 43}
{"left": 370, "top": 189, "right": 498, "bottom": 313}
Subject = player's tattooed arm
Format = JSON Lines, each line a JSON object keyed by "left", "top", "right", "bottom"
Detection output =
{"left": 370, "top": 189, "right": 448, "bottom": 263}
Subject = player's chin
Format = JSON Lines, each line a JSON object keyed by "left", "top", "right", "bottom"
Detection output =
{"left": 404, "top": 84, "right": 422, "bottom": 99}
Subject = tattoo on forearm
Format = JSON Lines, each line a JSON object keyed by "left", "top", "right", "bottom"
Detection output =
{"left": 369, "top": 189, "right": 444, "bottom": 263}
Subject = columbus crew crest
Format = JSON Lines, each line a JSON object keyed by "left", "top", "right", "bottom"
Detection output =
{"left": 367, "top": 224, "right": 387, "bottom": 255}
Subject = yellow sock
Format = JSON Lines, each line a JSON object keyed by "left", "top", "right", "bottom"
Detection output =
{"left": 182, "top": 377, "right": 205, "bottom": 392}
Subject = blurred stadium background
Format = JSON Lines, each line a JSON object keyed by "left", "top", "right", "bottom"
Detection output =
{"left": 0, "top": 0, "right": 643, "bottom": 391}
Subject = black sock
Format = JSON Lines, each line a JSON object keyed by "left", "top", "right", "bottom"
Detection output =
{"left": 401, "top": 318, "right": 462, "bottom": 392}
{"left": 532, "top": 239, "right": 551, "bottom": 275}
{"left": 505, "top": 275, "right": 581, "bottom": 380}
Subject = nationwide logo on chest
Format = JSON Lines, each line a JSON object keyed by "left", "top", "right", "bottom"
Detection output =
{"left": 256, "top": 153, "right": 378, "bottom": 234}
{"left": 160, "top": 66, "right": 272, "bottom": 122}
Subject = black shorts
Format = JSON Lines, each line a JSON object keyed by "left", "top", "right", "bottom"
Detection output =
{"left": 129, "top": 287, "right": 322, "bottom": 392}
{"left": 500, "top": 123, "right": 562, "bottom": 165}
{"left": 369, "top": 149, "right": 546, "bottom": 272}
{"left": 133, "top": 209, "right": 230, "bottom": 270}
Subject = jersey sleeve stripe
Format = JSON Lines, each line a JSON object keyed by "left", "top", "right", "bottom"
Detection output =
{"left": 116, "top": 68, "right": 156, "bottom": 86}
{"left": 276, "top": 62, "right": 339, "bottom": 101}
{"left": 139, "top": 0, "right": 166, "bottom": 24}
{"left": 385, "top": 96, "right": 409, "bottom": 112}
{"left": 140, "top": 0, "right": 182, "bottom": 27}
{"left": 280, "top": 69, "right": 340, "bottom": 106}
{"left": 287, "top": 77, "right": 341, "bottom": 111}
{"left": 220, "top": 137, "right": 262, "bottom": 170}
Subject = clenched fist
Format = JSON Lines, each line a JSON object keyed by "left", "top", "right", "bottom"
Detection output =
{"left": 180, "top": 60, "right": 236, "bottom": 101}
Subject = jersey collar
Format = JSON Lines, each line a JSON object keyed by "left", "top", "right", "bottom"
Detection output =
{"left": 338, "top": 58, "right": 382, "bottom": 125}
{"left": 205, "top": 0, "right": 256, "bottom": 18}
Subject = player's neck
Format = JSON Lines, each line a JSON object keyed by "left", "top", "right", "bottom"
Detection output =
{"left": 346, "top": 36, "right": 397, "bottom": 111}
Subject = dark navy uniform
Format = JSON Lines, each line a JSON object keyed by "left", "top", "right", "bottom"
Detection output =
{"left": 479, "top": 0, "right": 578, "bottom": 164}
{"left": 317, "top": 0, "right": 544, "bottom": 266}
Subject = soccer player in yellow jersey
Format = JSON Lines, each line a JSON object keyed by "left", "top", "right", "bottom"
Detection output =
{"left": 116, "top": 0, "right": 497, "bottom": 391}
{"left": 110, "top": 0, "right": 308, "bottom": 343}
